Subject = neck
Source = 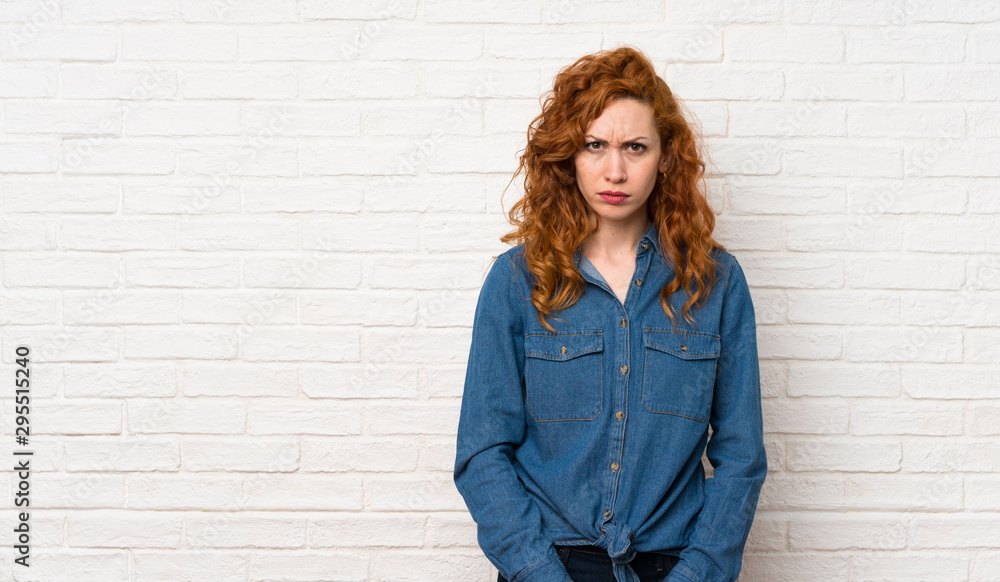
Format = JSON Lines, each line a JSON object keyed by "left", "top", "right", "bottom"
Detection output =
{"left": 581, "top": 214, "right": 653, "bottom": 261}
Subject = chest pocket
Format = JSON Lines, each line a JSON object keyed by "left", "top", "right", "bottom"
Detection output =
{"left": 524, "top": 331, "right": 603, "bottom": 422}
{"left": 641, "top": 329, "right": 720, "bottom": 421}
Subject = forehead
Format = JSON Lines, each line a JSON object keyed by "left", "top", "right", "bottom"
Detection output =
{"left": 584, "top": 98, "right": 657, "bottom": 138}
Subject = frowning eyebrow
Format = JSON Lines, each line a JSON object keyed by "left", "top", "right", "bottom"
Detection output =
{"left": 584, "top": 134, "right": 653, "bottom": 143}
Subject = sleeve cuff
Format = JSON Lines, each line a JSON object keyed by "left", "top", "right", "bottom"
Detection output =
{"left": 510, "top": 553, "right": 570, "bottom": 582}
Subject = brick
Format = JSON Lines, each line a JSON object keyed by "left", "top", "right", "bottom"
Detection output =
{"left": 726, "top": 27, "right": 843, "bottom": 63}
{"left": 0, "top": 64, "right": 58, "bottom": 97}
{"left": 729, "top": 182, "right": 846, "bottom": 215}
{"left": 969, "top": 178, "right": 1000, "bottom": 212}
{"left": 68, "top": 509, "right": 183, "bottom": 548}
{"left": 787, "top": 216, "right": 902, "bottom": 251}
{"left": 60, "top": 139, "right": 175, "bottom": 175}
{"left": 731, "top": 102, "right": 846, "bottom": 137}
{"left": 178, "top": 217, "right": 298, "bottom": 250}
{"left": 787, "top": 291, "right": 898, "bottom": 325}
{"left": 705, "top": 139, "right": 782, "bottom": 176}
{"left": 484, "top": 29, "right": 601, "bottom": 60}
{"left": 123, "top": 325, "right": 238, "bottom": 360}
{"left": 369, "top": 100, "right": 482, "bottom": 136}
{"left": 301, "top": 0, "right": 417, "bottom": 20}
{"left": 127, "top": 474, "right": 242, "bottom": 509}
{"left": 64, "top": 438, "right": 180, "bottom": 472}
{"left": 908, "top": 1, "right": 1000, "bottom": 24}
{"left": 124, "top": 253, "right": 240, "bottom": 288}
{"left": 244, "top": 177, "right": 364, "bottom": 213}
{"left": 903, "top": 441, "right": 1000, "bottom": 472}
{"left": 971, "top": 30, "right": 1000, "bottom": 63}
{"left": 181, "top": 66, "right": 296, "bottom": 99}
{"left": 122, "top": 178, "right": 240, "bottom": 214}
{"left": 301, "top": 215, "right": 419, "bottom": 252}
{"left": 61, "top": 64, "right": 177, "bottom": 99}
{"left": 62, "top": 0, "right": 174, "bottom": 23}
{"left": 852, "top": 402, "right": 963, "bottom": 436}
{"left": 966, "top": 477, "right": 1000, "bottom": 510}
{"left": 425, "top": 512, "right": 478, "bottom": 548}
{"left": 966, "top": 329, "right": 1000, "bottom": 364}
{"left": 2, "top": 26, "right": 117, "bottom": 61}
{"left": 739, "top": 254, "right": 844, "bottom": 288}
{"left": 124, "top": 102, "right": 242, "bottom": 136}
{"left": 2, "top": 176, "right": 119, "bottom": 213}
{"left": 239, "top": 24, "right": 358, "bottom": 61}
{"left": 668, "top": 0, "right": 782, "bottom": 24}
{"left": 240, "top": 327, "right": 361, "bottom": 362}
{"left": 363, "top": 329, "right": 470, "bottom": 364}
{"left": 546, "top": 0, "right": 663, "bottom": 23}
{"left": 848, "top": 255, "right": 965, "bottom": 290}
{"left": 4, "top": 325, "right": 119, "bottom": 363}
{"left": 301, "top": 437, "right": 420, "bottom": 473}
{"left": 367, "top": 475, "right": 467, "bottom": 511}
{"left": 248, "top": 550, "right": 369, "bottom": 581}
{"left": 848, "top": 180, "right": 967, "bottom": 215}
{"left": 31, "top": 399, "right": 122, "bottom": 435}
{"left": 244, "top": 474, "right": 363, "bottom": 510}
{"left": 182, "top": 291, "right": 297, "bottom": 325}
{"left": 122, "top": 25, "right": 238, "bottom": 61}
{"left": 31, "top": 473, "right": 125, "bottom": 508}
{"left": 5, "top": 100, "right": 122, "bottom": 134}
{"left": 602, "top": 27, "right": 722, "bottom": 63}
{"left": 756, "top": 476, "right": 845, "bottom": 511}
{"left": 248, "top": 400, "right": 362, "bottom": 435}
{"left": 185, "top": 514, "right": 305, "bottom": 548}
{"left": 845, "top": 475, "right": 963, "bottom": 511}
{"left": 763, "top": 399, "right": 849, "bottom": 435}
{"left": 787, "top": 439, "right": 901, "bottom": 472}
{"left": 309, "top": 513, "right": 425, "bottom": 547}
{"left": 64, "top": 363, "right": 177, "bottom": 398}
{"left": 904, "top": 216, "right": 1000, "bottom": 251}
{"left": 300, "top": 291, "right": 418, "bottom": 326}
{"left": 245, "top": 103, "right": 359, "bottom": 137}
{"left": 901, "top": 290, "right": 1000, "bottom": 327}
{"left": 299, "top": 137, "right": 423, "bottom": 176}
{"left": 366, "top": 401, "right": 462, "bottom": 435}
{"left": 243, "top": 254, "right": 362, "bottom": 289}
{"left": 906, "top": 68, "right": 1000, "bottom": 101}
{"left": 11, "top": 549, "right": 128, "bottom": 581}
{"left": 787, "top": 0, "right": 898, "bottom": 25}
{"left": 62, "top": 217, "right": 176, "bottom": 251}
{"left": 370, "top": 551, "right": 496, "bottom": 581}
{"left": 127, "top": 399, "right": 246, "bottom": 434}
{"left": 789, "top": 513, "right": 907, "bottom": 550}
{"left": 180, "top": 0, "right": 298, "bottom": 23}
{"left": 910, "top": 515, "right": 1000, "bottom": 548}
{"left": 0, "top": 290, "right": 59, "bottom": 324}
{"left": 844, "top": 327, "right": 962, "bottom": 363}
{"left": 757, "top": 326, "right": 843, "bottom": 360}
{"left": 903, "top": 366, "right": 1000, "bottom": 399}
{"left": 133, "top": 551, "right": 250, "bottom": 582}
{"left": 422, "top": 65, "right": 536, "bottom": 99}
{"left": 181, "top": 438, "right": 298, "bottom": 472}
{"left": 847, "top": 28, "right": 966, "bottom": 63}
{"left": 969, "top": 405, "right": 1000, "bottom": 435}
{"left": 0, "top": 216, "right": 57, "bottom": 249}
{"left": 303, "top": 63, "right": 419, "bottom": 99}
{"left": 182, "top": 363, "right": 298, "bottom": 397}
{"left": 177, "top": 142, "right": 297, "bottom": 177}
{"left": 666, "top": 65, "right": 783, "bottom": 100}
{"left": 0, "top": 140, "right": 58, "bottom": 172}
{"left": 301, "top": 364, "right": 420, "bottom": 399}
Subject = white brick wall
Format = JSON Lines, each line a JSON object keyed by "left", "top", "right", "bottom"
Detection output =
{"left": 0, "top": 1, "right": 997, "bottom": 580}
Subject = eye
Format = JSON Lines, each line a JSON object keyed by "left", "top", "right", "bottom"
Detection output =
{"left": 585, "top": 141, "right": 603, "bottom": 151}
{"left": 627, "top": 143, "right": 647, "bottom": 152}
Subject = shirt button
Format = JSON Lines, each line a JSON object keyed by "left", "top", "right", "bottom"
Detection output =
{"left": 635, "top": 279, "right": 642, "bottom": 286}
{"left": 561, "top": 346, "right": 567, "bottom": 355}
{"left": 611, "top": 462, "right": 619, "bottom": 472}
{"left": 616, "top": 411, "right": 624, "bottom": 420}
{"left": 620, "top": 365, "right": 628, "bottom": 375}
{"left": 604, "top": 510, "right": 611, "bottom": 518}
{"left": 680, "top": 344, "right": 687, "bottom": 352}
{"left": 620, "top": 318, "right": 627, "bottom": 328}
{"left": 642, "top": 242, "right": 648, "bottom": 250}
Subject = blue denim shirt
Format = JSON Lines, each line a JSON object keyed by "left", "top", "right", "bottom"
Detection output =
{"left": 454, "top": 223, "right": 767, "bottom": 582}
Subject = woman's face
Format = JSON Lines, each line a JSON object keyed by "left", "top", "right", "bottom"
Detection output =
{"left": 573, "top": 98, "right": 669, "bottom": 228}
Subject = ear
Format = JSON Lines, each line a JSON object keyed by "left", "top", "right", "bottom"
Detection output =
{"left": 658, "top": 149, "right": 670, "bottom": 173}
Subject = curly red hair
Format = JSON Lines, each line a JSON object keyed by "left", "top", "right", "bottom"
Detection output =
{"left": 499, "top": 45, "right": 725, "bottom": 333}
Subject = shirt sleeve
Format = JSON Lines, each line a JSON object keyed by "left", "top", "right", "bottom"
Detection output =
{"left": 666, "top": 255, "right": 768, "bottom": 582}
{"left": 453, "top": 253, "right": 572, "bottom": 582}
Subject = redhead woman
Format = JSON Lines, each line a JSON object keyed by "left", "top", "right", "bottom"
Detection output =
{"left": 453, "top": 46, "right": 766, "bottom": 582}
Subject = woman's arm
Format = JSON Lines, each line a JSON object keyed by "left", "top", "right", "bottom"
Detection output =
{"left": 453, "top": 253, "right": 572, "bottom": 582}
{"left": 666, "top": 255, "right": 768, "bottom": 582}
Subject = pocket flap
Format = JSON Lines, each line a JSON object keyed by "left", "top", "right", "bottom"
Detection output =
{"left": 525, "top": 331, "right": 603, "bottom": 361}
{"left": 644, "top": 329, "right": 720, "bottom": 360}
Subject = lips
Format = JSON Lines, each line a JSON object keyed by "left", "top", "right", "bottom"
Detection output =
{"left": 599, "top": 191, "right": 628, "bottom": 204}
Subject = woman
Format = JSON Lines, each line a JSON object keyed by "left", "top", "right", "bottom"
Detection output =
{"left": 453, "top": 46, "right": 766, "bottom": 582}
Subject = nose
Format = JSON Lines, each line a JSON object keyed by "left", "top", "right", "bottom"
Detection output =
{"left": 605, "top": 149, "right": 626, "bottom": 183}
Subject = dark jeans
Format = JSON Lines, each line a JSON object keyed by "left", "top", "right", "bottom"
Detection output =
{"left": 497, "top": 545, "right": 679, "bottom": 582}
